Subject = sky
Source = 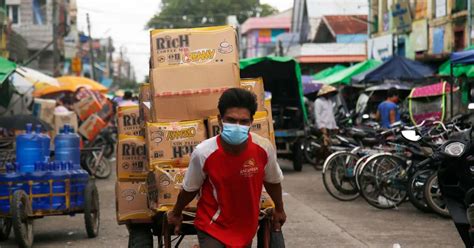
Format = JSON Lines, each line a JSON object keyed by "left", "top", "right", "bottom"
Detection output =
{"left": 76, "top": 0, "right": 294, "bottom": 83}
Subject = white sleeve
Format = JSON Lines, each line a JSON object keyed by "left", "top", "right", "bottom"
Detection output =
{"left": 264, "top": 143, "right": 284, "bottom": 184}
{"left": 182, "top": 149, "right": 206, "bottom": 192}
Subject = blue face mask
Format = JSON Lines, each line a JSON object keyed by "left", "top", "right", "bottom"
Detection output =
{"left": 221, "top": 123, "right": 250, "bottom": 145}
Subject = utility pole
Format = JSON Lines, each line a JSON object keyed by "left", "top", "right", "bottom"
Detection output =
{"left": 106, "top": 36, "right": 112, "bottom": 79}
{"left": 52, "top": 0, "right": 59, "bottom": 76}
{"left": 86, "top": 13, "right": 96, "bottom": 81}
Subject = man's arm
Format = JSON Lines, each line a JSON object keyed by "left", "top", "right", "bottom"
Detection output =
{"left": 375, "top": 110, "right": 380, "bottom": 121}
{"left": 264, "top": 182, "right": 286, "bottom": 231}
{"left": 389, "top": 109, "right": 396, "bottom": 124}
{"left": 167, "top": 149, "right": 205, "bottom": 234}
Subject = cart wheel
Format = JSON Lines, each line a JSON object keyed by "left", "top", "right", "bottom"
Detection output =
{"left": 84, "top": 180, "right": 100, "bottom": 238}
{"left": 93, "top": 156, "right": 111, "bottom": 179}
{"left": 257, "top": 216, "right": 271, "bottom": 248}
{"left": 292, "top": 141, "right": 304, "bottom": 172}
{"left": 0, "top": 217, "right": 12, "bottom": 241}
{"left": 11, "top": 190, "right": 33, "bottom": 248}
{"left": 128, "top": 224, "right": 153, "bottom": 248}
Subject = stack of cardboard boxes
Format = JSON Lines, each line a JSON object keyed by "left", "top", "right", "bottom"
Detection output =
{"left": 115, "top": 26, "right": 275, "bottom": 224}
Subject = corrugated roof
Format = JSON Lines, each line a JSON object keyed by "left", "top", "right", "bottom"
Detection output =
{"left": 323, "top": 15, "right": 368, "bottom": 35}
{"left": 241, "top": 10, "right": 292, "bottom": 34}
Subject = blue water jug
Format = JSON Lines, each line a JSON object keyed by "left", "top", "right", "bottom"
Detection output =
{"left": 60, "top": 161, "right": 73, "bottom": 209}
{"left": 66, "top": 161, "right": 78, "bottom": 209}
{"left": 32, "top": 162, "right": 49, "bottom": 211}
{"left": 75, "top": 165, "right": 89, "bottom": 208}
{"left": 51, "top": 161, "right": 67, "bottom": 210}
{"left": 16, "top": 123, "right": 43, "bottom": 172}
{"left": 36, "top": 125, "right": 51, "bottom": 162}
{"left": 55, "top": 124, "right": 81, "bottom": 166}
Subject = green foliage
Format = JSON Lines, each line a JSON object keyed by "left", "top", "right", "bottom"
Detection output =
{"left": 146, "top": 0, "right": 279, "bottom": 29}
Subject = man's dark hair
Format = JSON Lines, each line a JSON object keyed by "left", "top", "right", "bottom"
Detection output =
{"left": 123, "top": 91, "right": 133, "bottom": 100}
{"left": 218, "top": 88, "right": 257, "bottom": 117}
{"left": 387, "top": 87, "right": 399, "bottom": 98}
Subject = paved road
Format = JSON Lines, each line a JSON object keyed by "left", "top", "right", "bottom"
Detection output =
{"left": 0, "top": 160, "right": 463, "bottom": 248}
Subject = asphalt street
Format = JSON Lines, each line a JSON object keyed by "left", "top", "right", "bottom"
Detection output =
{"left": 0, "top": 160, "right": 463, "bottom": 248}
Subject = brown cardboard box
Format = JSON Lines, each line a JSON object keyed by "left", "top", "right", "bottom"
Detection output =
{"left": 264, "top": 98, "right": 276, "bottom": 147}
{"left": 151, "top": 88, "right": 227, "bottom": 121}
{"left": 74, "top": 94, "right": 102, "bottom": 121}
{"left": 33, "top": 98, "right": 56, "bottom": 126}
{"left": 78, "top": 114, "right": 107, "bottom": 140}
{"left": 150, "top": 63, "right": 240, "bottom": 94}
{"left": 117, "top": 135, "right": 148, "bottom": 180}
{"left": 146, "top": 166, "right": 198, "bottom": 210}
{"left": 150, "top": 25, "right": 238, "bottom": 69}
{"left": 115, "top": 180, "right": 152, "bottom": 223}
{"left": 241, "top": 77, "right": 265, "bottom": 111}
{"left": 207, "top": 111, "right": 270, "bottom": 140}
{"left": 54, "top": 111, "right": 78, "bottom": 134}
{"left": 139, "top": 102, "right": 151, "bottom": 129}
{"left": 139, "top": 83, "right": 151, "bottom": 104}
{"left": 117, "top": 105, "right": 142, "bottom": 136}
{"left": 145, "top": 120, "right": 207, "bottom": 165}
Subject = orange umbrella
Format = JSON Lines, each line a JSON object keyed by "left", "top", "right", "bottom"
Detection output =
{"left": 33, "top": 76, "right": 108, "bottom": 97}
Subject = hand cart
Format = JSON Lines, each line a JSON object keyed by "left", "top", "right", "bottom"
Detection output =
{"left": 0, "top": 174, "right": 100, "bottom": 248}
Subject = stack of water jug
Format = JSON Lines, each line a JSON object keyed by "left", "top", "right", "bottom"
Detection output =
{"left": 0, "top": 123, "right": 89, "bottom": 214}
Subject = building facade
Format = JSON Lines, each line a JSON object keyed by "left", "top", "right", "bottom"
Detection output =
{"left": 368, "top": 0, "right": 472, "bottom": 62}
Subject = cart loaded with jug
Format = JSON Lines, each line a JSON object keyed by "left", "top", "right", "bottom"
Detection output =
{"left": 0, "top": 123, "right": 100, "bottom": 248}
{"left": 115, "top": 26, "right": 280, "bottom": 247}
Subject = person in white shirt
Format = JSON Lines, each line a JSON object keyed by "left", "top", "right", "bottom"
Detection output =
{"left": 314, "top": 85, "right": 338, "bottom": 165}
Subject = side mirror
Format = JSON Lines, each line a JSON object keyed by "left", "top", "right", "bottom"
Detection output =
{"left": 469, "top": 103, "right": 474, "bottom": 110}
{"left": 362, "top": 114, "right": 370, "bottom": 120}
{"left": 401, "top": 130, "right": 422, "bottom": 142}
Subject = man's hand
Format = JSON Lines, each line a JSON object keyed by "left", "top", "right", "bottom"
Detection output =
{"left": 167, "top": 211, "right": 183, "bottom": 235}
{"left": 272, "top": 209, "right": 287, "bottom": 232}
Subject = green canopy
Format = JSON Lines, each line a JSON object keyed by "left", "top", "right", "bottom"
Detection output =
{"left": 0, "top": 57, "right": 16, "bottom": 108}
{"left": 312, "top": 65, "right": 347, "bottom": 80}
{"left": 320, "top": 59, "right": 382, "bottom": 85}
{"left": 439, "top": 45, "right": 474, "bottom": 77}
{"left": 0, "top": 56, "right": 16, "bottom": 83}
{"left": 240, "top": 56, "right": 307, "bottom": 121}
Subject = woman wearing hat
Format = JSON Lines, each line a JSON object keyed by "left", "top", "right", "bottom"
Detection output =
{"left": 314, "top": 85, "right": 339, "bottom": 166}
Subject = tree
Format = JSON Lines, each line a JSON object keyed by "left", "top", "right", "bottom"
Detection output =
{"left": 146, "top": 0, "right": 279, "bottom": 29}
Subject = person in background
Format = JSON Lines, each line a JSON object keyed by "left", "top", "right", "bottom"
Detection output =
{"left": 167, "top": 88, "right": 285, "bottom": 248}
{"left": 119, "top": 91, "right": 136, "bottom": 106}
{"left": 314, "top": 85, "right": 338, "bottom": 167}
{"left": 376, "top": 87, "right": 400, "bottom": 129}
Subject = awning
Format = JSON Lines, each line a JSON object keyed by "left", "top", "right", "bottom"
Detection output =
{"left": 363, "top": 55, "right": 435, "bottom": 83}
{"left": 312, "top": 65, "right": 347, "bottom": 80}
{"left": 320, "top": 59, "right": 382, "bottom": 85}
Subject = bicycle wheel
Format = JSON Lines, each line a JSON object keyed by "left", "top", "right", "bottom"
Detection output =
{"left": 357, "top": 154, "right": 407, "bottom": 209}
{"left": 322, "top": 151, "right": 360, "bottom": 201}
{"left": 407, "top": 169, "right": 433, "bottom": 213}
{"left": 424, "top": 173, "right": 450, "bottom": 218}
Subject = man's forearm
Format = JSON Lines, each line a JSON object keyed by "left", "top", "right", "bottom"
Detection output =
{"left": 172, "top": 189, "right": 199, "bottom": 215}
{"left": 264, "top": 182, "right": 284, "bottom": 211}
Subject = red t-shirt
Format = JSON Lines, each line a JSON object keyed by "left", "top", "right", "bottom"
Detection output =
{"left": 182, "top": 133, "right": 283, "bottom": 247}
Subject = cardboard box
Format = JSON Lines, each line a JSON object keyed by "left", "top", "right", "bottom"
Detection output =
{"left": 152, "top": 88, "right": 227, "bottom": 121}
{"left": 74, "top": 95, "right": 102, "bottom": 121}
{"left": 117, "top": 135, "right": 148, "bottom": 180}
{"left": 265, "top": 98, "right": 276, "bottom": 147}
{"left": 145, "top": 120, "right": 207, "bottom": 165}
{"left": 261, "top": 190, "right": 275, "bottom": 209}
{"left": 241, "top": 77, "right": 265, "bottom": 111}
{"left": 117, "top": 105, "right": 142, "bottom": 136}
{"left": 54, "top": 111, "right": 78, "bottom": 134}
{"left": 78, "top": 114, "right": 107, "bottom": 140}
{"left": 116, "top": 180, "right": 152, "bottom": 223}
{"left": 150, "top": 63, "right": 240, "bottom": 94}
{"left": 33, "top": 98, "right": 56, "bottom": 126}
{"left": 97, "top": 99, "right": 114, "bottom": 121}
{"left": 150, "top": 26, "right": 238, "bottom": 69}
{"left": 146, "top": 166, "right": 198, "bottom": 210}
{"left": 139, "top": 102, "right": 151, "bottom": 126}
{"left": 139, "top": 83, "right": 151, "bottom": 104}
{"left": 207, "top": 111, "right": 270, "bottom": 140}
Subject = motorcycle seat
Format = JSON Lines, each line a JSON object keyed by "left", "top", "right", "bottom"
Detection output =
{"left": 361, "top": 137, "right": 379, "bottom": 146}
